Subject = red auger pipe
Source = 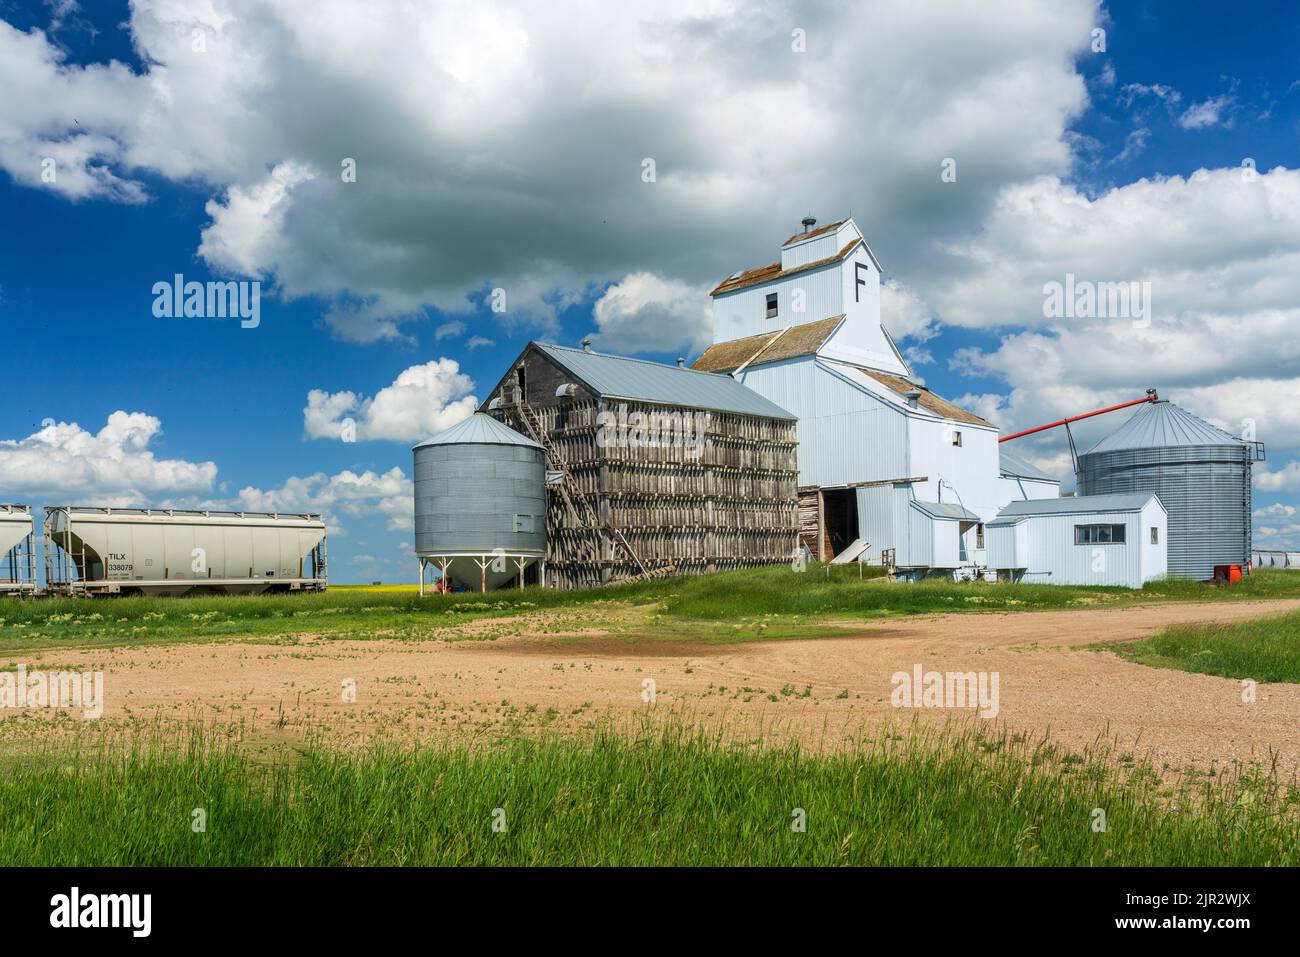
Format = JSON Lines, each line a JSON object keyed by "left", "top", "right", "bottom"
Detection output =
{"left": 999, "top": 390, "right": 1158, "bottom": 443}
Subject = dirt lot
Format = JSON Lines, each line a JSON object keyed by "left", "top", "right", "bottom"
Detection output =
{"left": 5, "top": 599, "right": 1299, "bottom": 776}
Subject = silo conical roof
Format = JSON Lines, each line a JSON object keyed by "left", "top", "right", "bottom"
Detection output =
{"left": 1083, "top": 401, "right": 1243, "bottom": 455}
{"left": 412, "top": 412, "right": 544, "bottom": 451}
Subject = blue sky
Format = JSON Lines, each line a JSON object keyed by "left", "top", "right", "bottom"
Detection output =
{"left": 1, "top": 0, "right": 1297, "bottom": 581}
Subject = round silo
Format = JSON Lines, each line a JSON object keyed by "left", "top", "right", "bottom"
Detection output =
{"left": 1077, "top": 401, "right": 1253, "bottom": 579}
{"left": 413, "top": 413, "right": 547, "bottom": 590}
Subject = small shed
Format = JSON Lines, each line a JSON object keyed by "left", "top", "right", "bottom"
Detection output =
{"left": 988, "top": 493, "right": 1167, "bottom": 588}
{"left": 1252, "top": 549, "right": 1300, "bottom": 569}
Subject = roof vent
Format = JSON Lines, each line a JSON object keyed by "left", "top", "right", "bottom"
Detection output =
{"left": 676, "top": 357, "right": 685, "bottom": 368}
{"left": 801, "top": 215, "right": 817, "bottom": 234}
{"left": 904, "top": 389, "right": 922, "bottom": 409}
{"left": 581, "top": 337, "right": 592, "bottom": 353}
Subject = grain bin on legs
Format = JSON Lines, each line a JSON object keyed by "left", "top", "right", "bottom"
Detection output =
{"left": 413, "top": 413, "right": 547, "bottom": 592}
{"left": 1077, "top": 400, "right": 1261, "bottom": 580}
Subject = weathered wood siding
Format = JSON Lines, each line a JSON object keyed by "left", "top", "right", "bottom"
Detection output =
{"left": 487, "top": 347, "right": 799, "bottom": 589}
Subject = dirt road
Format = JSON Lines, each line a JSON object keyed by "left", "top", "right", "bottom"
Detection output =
{"left": 5, "top": 599, "right": 1298, "bottom": 775}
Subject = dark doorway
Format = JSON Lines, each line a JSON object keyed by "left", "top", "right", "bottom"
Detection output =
{"left": 821, "top": 489, "right": 859, "bottom": 560}
{"left": 515, "top": 365, "right": 527, "bottom": 401}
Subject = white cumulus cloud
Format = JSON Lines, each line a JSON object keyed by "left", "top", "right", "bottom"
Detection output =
{"left": 304, "top": 359, "right": 478, "bottom": 443}
{"left": 0, "top": 412, "right": 217, "bottom": 502}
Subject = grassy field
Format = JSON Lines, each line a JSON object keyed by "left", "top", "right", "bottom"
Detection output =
{"left": 1115, "top": 607, "right": 1300, "bottom": 683}
{"left": 1, "top": 722, "right": 1295, "bottom": 866}
{"left": 1, "top": 566, "right": 1297, "bottom": 652}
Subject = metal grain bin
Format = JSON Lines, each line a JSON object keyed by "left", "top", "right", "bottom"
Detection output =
{"left": 413, "top": 413, "right": 547, "bottom": 590}
{"left": 1078, "top": 401, "right": 1258, "bottom": 580}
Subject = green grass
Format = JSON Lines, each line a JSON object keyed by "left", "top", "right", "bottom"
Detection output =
{"left": 658, "top": 564, "right": 1300, "bottom": 620}
{"left": 1114, "top": 608, "right": 1300, "bottom": 683}
{"left": 1, "top": 722, "right": 1295, "bottom": 866}
{"left": 2, "top": 566, "right": 1296, "bottom": 652}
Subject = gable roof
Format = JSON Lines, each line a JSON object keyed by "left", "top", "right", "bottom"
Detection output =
{"left": 999, "top": 447, "right": 1060, "bottom": 483}
{"left": 992, "top": 493, "right": 1161, "bottom": 523}
{"left": 1084, "top": 401, "right": 1244, "bottom": 455}
{"left": 533, "top": 343, "right": 796, "bottom": 420}
{"left": 782, "top": 219, "right": 847, "bottom": 247}
{"left": 690, "top": 315, "right": 845, "bottom": 373}
{"left": 858, "top": 370, "right": 995, "bottom": 428}
{"left": 413, "top": 412, "right": 542, "bottom": 451}
{"left": 710, "top": 239, "right": 859, "bottom": 296}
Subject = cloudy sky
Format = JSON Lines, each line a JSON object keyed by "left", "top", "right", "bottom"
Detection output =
{"left": 1, "top": 0, "right": 1298, "bottom": 581}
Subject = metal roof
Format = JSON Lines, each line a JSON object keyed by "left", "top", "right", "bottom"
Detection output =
{"left": 911, "top": 500, "right": 981, "bottom": 522}
{"left": 1084, "top": 401, "right": 1244, "bottom": 454}
{"left": 413, "top": 412, "right": 543, "bottom": 451}
{"left": 993, "top": 493, "right": 1161, "bottom": 522}
{"left": 999, "top": 448, "right": 1060, "bottom": 483}
{"left": 536, "top": 343, "right": 797, "bottom": 420}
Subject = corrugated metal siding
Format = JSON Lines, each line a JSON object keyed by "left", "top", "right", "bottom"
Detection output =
{"left": 987, "top": 521, "right": 1019, "bottom": 569}
{"left": 738, "top": 358, "right": 910, "bottom": 487}
{"left": 1078, "top": 445, "right": 1251, "bottom": 579}
{"left": 780, "top": 227, "right": 852, "bottom": 268}
{"left": 906, "top": 506, "right": 932, "bottom": 568}
{"left": 712, "top": 265, "right": 844, "bottom": 344}
{"left": 855, "top": 484, "right": 912, "bottom": 564}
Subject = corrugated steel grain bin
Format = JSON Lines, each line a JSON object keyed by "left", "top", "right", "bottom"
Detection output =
{"left": 413, "top": 413, "right": 546, "bottom": 590}
{"left": 44, "top": 507, "right": 327, "bottom": 595}
{"left": 1077, "top": 401, "right": 1256, "bottom": 580}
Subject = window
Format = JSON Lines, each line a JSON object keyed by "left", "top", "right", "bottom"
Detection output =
{"left": 952, "top": 431, "right": 963, "bottom": 447}
{"left": 1150, "top": 527, "right": 1159, "bottom": 545}
{"left": 765, "top": 292, "right": 778, "bottom": 319}
{"left": 513, "top": 514, "right": 533, "bottom": 533}
{"left": 1074, "top": 524, "right": 1126, "bottom": 545}
{"left": 976, "top": 523, "right": 985, "bottom": 549}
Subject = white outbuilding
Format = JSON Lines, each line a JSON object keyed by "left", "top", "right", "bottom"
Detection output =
{"left": 987, "top": 493, "right": 1168, "bottom": 589}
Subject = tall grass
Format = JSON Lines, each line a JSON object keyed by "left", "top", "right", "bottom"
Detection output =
{"left": 1, "top": 723, "right": 1296, "bottom": 866}
{"left": 1115, "top": 608, "right": 1300, "bottom": 683}
{"left": 660, "top": 565, "right": 1300, "bottom": 620}
{"left": 2, "top": 567, "right": 1296, "bottom": 651}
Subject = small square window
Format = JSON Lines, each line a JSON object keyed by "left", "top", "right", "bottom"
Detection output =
{"left": 765, "top": 293, "right": 778, "bottom": 319}
{"left": 1150, "top": 527, "right": 1159, "bottom": 544}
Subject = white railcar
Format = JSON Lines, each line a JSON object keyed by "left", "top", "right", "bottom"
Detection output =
{"left": 0, "top": 504, "right": 36, "bottom": 594}
{"left": 44, "top": 507, "right": 327, "bottom": 596}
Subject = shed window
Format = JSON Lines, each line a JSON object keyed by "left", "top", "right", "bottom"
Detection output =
{"left": 1150, "top": 527, "right": 1159, "bottom": 545}
{"left": 1074, "top": 524, "right": 1126, "bottom": 545}
{"left": 513, "top": 514, "right": 533, "bottom": 533}
{"left": 765, "top": 292, "right": 778, "bottom": 319}
{"left": 976, "top": 523, "right": 985, "bottom": 549}
{"left": 952, "top": 431, "right": 963, "bottom": 447}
